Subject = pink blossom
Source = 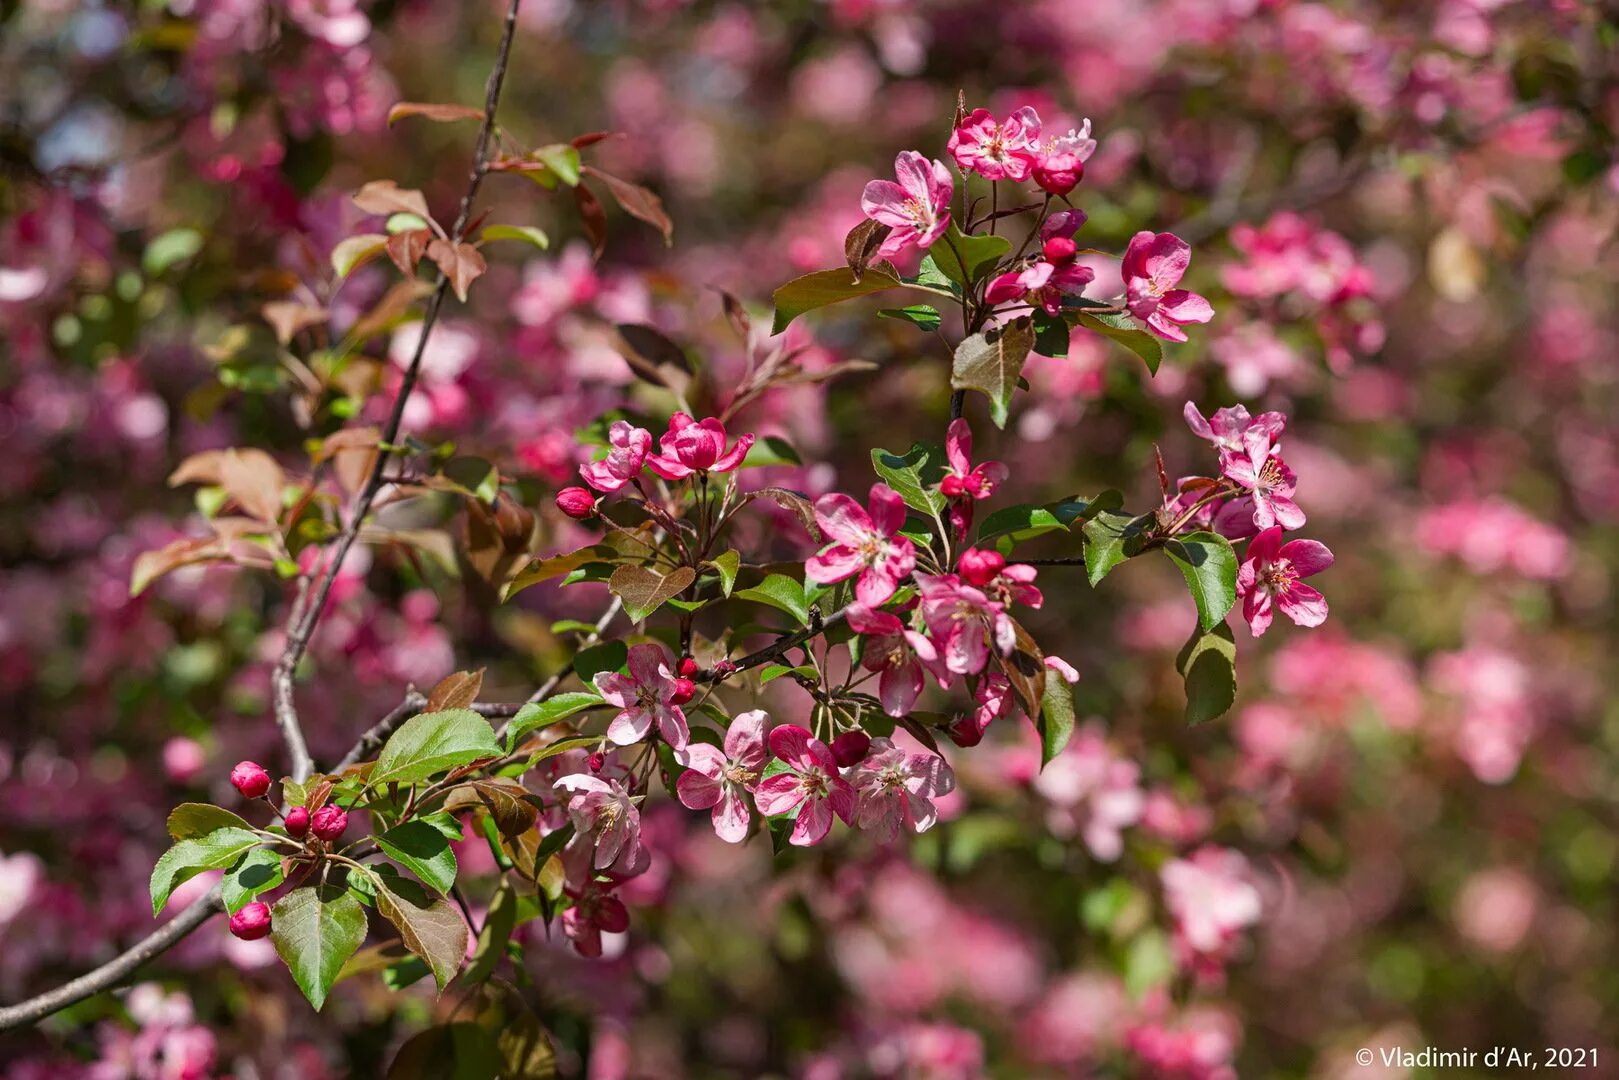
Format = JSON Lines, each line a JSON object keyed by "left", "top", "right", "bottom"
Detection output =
{"left": 562, "top": 881, "right": 629, "bottom": 958}
{"left": 161, "top": 737, "right": 206, "bottom": 784}
{"left": 229, "top": 760, "right": 270, "bottom": 799}
{"left": 752, "top": 725, "right": 856, "bottom": 846}
{"left": 644, "top": 412, "right": 755, "bottom": 480}
{"left": 675, "top": 709, "right": 768, "bottom": 843}
{"left": 860, "top": 151, "right": 953, "bottom": 257}
{"left": 947, "top": 672, "right": 1013, "bottom": 747}
{"left": 1122, "top": 231, "right": 1214, "bottom": 342}
{"left": 579, "top": 420, "right": 652, "bottom": 493}
{"left": 1236, "top": 526, "right": 1333, "bottom": 636}
{"left": 1041, "top": 209, "right": 1088, "bottom": 240}
{"left": 1031, "top": 120, "right": 1097, "bottom": 194}
{"left": 1161, "top": 846, "right": 1262, "bottom": 957}
{"left": 805, "top": 483, "right": 917, "bottom": 606}
{"left": 947, "top": 107, "right": 1042, "bottom": 181}
{"left": 848, "top": 738, "right": 954, "bottom": 841}
{"left": 984, "top": 258, "right": 1096, "bottom": 316}
{"left": 915, "top": 573, "right": 1013, "bottom": 676}
{"left": 593, "top": 642, "right": 690, "bottom": 748}
{"left": 554, "top": 773, "right": 644, "bottom": 872}
{"left": 1183, "top": 401, "right": 1285, "bottom": 455}
{"left": 1221, "top": 430, "right": 1306, "bottom": 531}
{"left": 940, "top": 419, "right": 1008, "bottom": 501}
{"left": 846, "top": 604, "right": 942, "bottom": 717}
{"left": 1034, "top": 724, "right": 1144, "bottom": 861}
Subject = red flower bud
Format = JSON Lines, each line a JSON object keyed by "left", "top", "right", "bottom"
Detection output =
{"left": 946, "top": 712, "right": 988, "bottom": 748}
{"left": 1041, "top": 236, "right": 1078, "bottom": 264}
{"left": 712, "top": 659, "right": 737, "bottom": 678}
{"left": 555, "top": 486, "right": 597, "bottom": 520}
{"left": 940, "top": 474, "right": 967, "bottom": 499}
{"left": 587, "top": 752, "right": 607, "bottom": 772}
{"left": 668, "top": 677, "right": 696, "bottom": 706}
{"left": 229, "top": 901, "right": 273, "bottom": 941}
{"left": 309, "top": 805, "right": 348, "bottom": 842}
{"left": 829, "top": 731, "right": 872, "bottom": 767}
{"left": 958, "top": 547, "right": 1006, "bottom": 588}
{"left": 1033, "top": 156, "right": 1083, "bottom": 195}
{"left": 229, "top": 761, "right": 271, "bottom": 799}
{"left": 284, "top": 806, "right": 309, "bottom": 838}
{"left": 677, "top": 656, "right": 700, "bottom": 677}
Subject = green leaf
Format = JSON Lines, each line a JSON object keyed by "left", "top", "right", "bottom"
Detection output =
{"left": 734, "top": 573, "right": 810, "bottom": 626}
{"left": 1032, "top": 312, "right": 1070, "bottom": 357}
{"left": 531, "top": 143, "right": 581, "bottom": 187}
{"left": 871, "top": 443, "right": 947, "bottom": 516}
{"left": 462, "top": 881, "right": 518, "bottom": 985}
{"left": 909, "top": 254, "right": 959, "bottom": 294}
{"left": 1075, "top": 310, "right": 1162, "bottom": 374}
{"left": 330, "top": 233, "right": 388, "bottom": 278}
{"left": 143, "top": 228, "right": 204, "bottom": 275}
{"left": 574, "top": 640, "right": 628, "bottom": 682}
{"left": 150, "top": 827, "right": 261, "bottom": 916}
{"left": 928, "top": 226, "right": 1011, "bottom": 287}
{"left": 387, "top": 1023, "right": 501, "bottom": 1080}
{"left": 375, "top": 877, "right": 468, "bottom": 993}
{"left": 771, "top": 268, "right": 905, "bottom": 335}
{"left": 377, "top": 821, "right": 459, "bottom": 895}
{"left": 740, "top": 435, "right": 801, "bottom": 467}
{"left": 877, "top": 305, "right": 942, "bottom": 332}
{"left": 1081, "top": 510, "right": 1152, "bottom": 586}
{"left": 976, "top": 492, "right": 1122, "bottom": 549}
{"left": 504, "top": 692, "right": 603, "bottom": 752}
{"left": 270, "top": 884, "right": 368, "bottom": 1010}
{"left": 1125, "top": 929, "right": 1175, "bottom": 999}
{"left": 372, "top": 709, "right": 502, "bottom": 786}
{"left": 386, "top": 212, "right": 430, "bottom": 234}
{"left": 221, "top": 848, "right": 285, "bottom": 914}
{"left": 1038, "top": 674, "right": 1076, "bottom": 768}
{"left": 759, "top": 663, "right": 815, "bottom": 685}
{"left": 608, "top": 563, "right": 697, "bottom": 622}
{"left": 951, "top": 317, "right": 1036, "bottom": 428}
{"left": 1163, "top": 531, "right": 1238, "bottom": 632}
{"left": 1175, "top": 622, "right": 1237, "bottom": 725}
{"left": 480, "top": 224, "right": 550, "bottom": 250}
{"left": 442, "top": 456, "right": 500, "bottom": 504}
{"left": 707, "top": 549, "right": 741, "bottom": 597}
{"left": 504, "top": 543, "right": 624, "bottom": 600}
{"left": 166, "top": 803, "right": 252, "bottom": 841}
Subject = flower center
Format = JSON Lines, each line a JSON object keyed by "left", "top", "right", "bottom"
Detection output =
{"left": 1258, "top": 457, "right": 1285, "bottom": 491}
{"left": 878, "top": 765, "right": 907, "bottom": 793}
{"left": 1260, "top": 560, "right": 1297, "bottom": 592}
{"left": 723, "top": 763, "right": 759, "bottom": 786}
{"left": 799, "top": 767, "right": 830, "bottom": 799}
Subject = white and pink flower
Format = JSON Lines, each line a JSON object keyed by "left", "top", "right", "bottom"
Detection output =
{"left": 1236, "top": 526, "right": 1333, "bottom": 637}
{"left": 593, "top": 642, "right": 691, "bottom": 748}
{"left": 675, "top": 710, "right": 768, "bottom": 843}
{"left": 805, "top": 483, "right": 917, "bottom": 607}
{"left": 861, "top": 151, "right": 954, "bottom": 257}
{"left": 753, "top": 724, "right": 856, "bottom": 846}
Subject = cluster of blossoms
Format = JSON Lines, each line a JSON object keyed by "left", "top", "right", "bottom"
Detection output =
{"left": 1178, "top": 403, "right": 1334, "bottom": 636}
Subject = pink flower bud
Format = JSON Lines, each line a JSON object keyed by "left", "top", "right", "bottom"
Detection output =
{"left": 1041, "top": 236, "right": 1078, "bottom": 264}
{"left": 946, "top": 712, "right": 988, "bottom": 748}
{"left": 555, "top": 486, "right": 597, "bottom": 520}
{"left": 587, "top": 752, "right": 607, "bottom": 772}
{"left": 284, "top": 806, "right": 309, "bottom": 837}
{"left": 829, "top": 731, "right": 872, "bottom": 767}
{"left": 309, "top": 805, "right": 347, "bottom": 842}
{"left": 940, "top": 473, "right": 967, "bottom": 498}
{"left": 229, "top": 761, "right": 271, "bottom": 799}
{"left": 1033, "top": 154, "right": 1083, "bottom": 195}
{"left": 229, "top": 901, "right": 272, "bottom": 941}
{"left": 712, "top": 659, "right": 737, "bottom": 678}
{"left": 668, "top": 677, "right": 696, "bottom": 706}
{"left": 958, "top": 547, "right": 1006, "bottom": 588}
{"left": 677, "top": 656, "right": 700, "bottom": 678}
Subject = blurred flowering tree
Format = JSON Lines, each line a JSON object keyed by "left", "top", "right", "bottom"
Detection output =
{"left": 1, "top": 0, "right": 1616, "bottom": 1077}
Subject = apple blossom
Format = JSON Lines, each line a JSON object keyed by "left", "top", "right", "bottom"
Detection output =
{"left": 675, "top": 709, "right": 768, "bottom": 843}
{"left": 1122, "top": 231, "right": 1215, "bottom": 342}
{"left": 1221, "top": 430, "right": 1305, "bottom": 531}
{"left": 1183, "top": 401, "right": 1285, "bottom": 455}
{"left": 644, "top": 412, "right": 755, "bottom": 479}
{"left": 579, "top": 420, "right": 653, "bottom": 493}
{"left": 805, "top": 483, "right": 917, "bottom": 607}
{"left": 555, "top": 773, "right": 644, "bottom": 871}
{"left": 847, "top": 738, "right": 955, "bottom": 841}
{"left": 915, "top": 573, "right": 1014, "bottom": 676}
{"left": 753, "top": 725, "right": 856, "bottom": 847}
{"left": 947, "top": 107, "right": 1042, "bottom": 181}
{"left": 229, "top": 761, "right": 271, "bottom": 799}
{"left": 594, "top": 642, "right": 691, "bottom": 749}
{"left": 957, "top": 547, "right": 1006, "bottom": 588}
{"left": 860, "top": 150, "right": 954, "bottom": 257}
{"left": 846, "top": 603, "right": 944, "bottom": 718}
{"left": 984, "top": 259, "right": 1096, "bottom": 316}
{"left": 1236, "top": 526, "right": 1333, "bottom": 636}
{"left": 228, "top": 902, "right": 272, "bottom": 941}
{"left": 555, "top": 485, "right": 597, "bottom": 519}
{"left": 1030, "top": 121, "right": 1097, "bottom": 194}
{"left": 561, "top": 882, "right": 629, "bottom": 959}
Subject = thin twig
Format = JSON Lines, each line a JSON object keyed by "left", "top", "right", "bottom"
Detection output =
{"left": 694, "top": 606, "right": 848, "bottom": 684}
{"left": 269, "top": 0, "right": 525, "bottom": 785}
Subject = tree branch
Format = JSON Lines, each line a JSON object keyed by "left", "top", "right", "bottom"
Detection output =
{"left": 0, "top": 0, "right": 528, "bottom": 1033}
{"left": 695, "top": 605, "right": 848, "bottom": 684}
{"left": 269, "top": 0, "right": 525, "bottom": 785}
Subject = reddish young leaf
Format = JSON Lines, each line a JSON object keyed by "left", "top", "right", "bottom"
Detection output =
{"left": 426, "top": 239, "right": 487, "bottom": 302}
{"left": 426, "top": 669, "right": 485, "bottom": 712}
{"left": 386, "top": 229, "right": 433, "bottom": 277}
{"left": 261, "top": 301, "right": 328, "bottom": 346}
{"left": 581, "top": 166, "right": 673, "bottom": 245}
{"left": 387, "top": 102, "right": 484, "bottom": 126}
{"left": 353, "top": 180, "right": 431, "bottom": 221}
{"left": 574, "top": 184, "right": 608, "bottom": 258}
{"left": 570, "top": 130, "right": 618, "bottom": 149}
{"left": 313, "top": 427, "right": 381, "bottom": 495}
{"left": 844, "top": 219, "right": 892, "bottom": 283}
